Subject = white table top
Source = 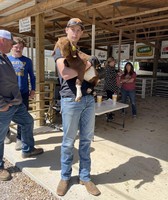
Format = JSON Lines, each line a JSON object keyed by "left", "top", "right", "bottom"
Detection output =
{"left": 95, "top": 99, "right": 129, "bottom": 116}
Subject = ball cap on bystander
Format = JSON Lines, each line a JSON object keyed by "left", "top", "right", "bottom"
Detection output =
{"left": 66, "top": 18, "right": 85, "bottom": 30}
{"left": 0, "top": 30, "right": 16, "bottom": 45}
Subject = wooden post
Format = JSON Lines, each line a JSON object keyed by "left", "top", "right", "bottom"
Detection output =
{"left": 26, "top": 37, "right": 30, "bottom": 58}
{"left": 35, "top": 13, "right": 45, "bottom": 126}
{"left": 133, "top": 29, "right": 137, "bottom": 67}
{"left": 118, "top": 29, "right": 122, "bottom": 71}
{"left": 107, "top": 45, "right": 112, "bottom": 58}
{"left": 142, "top": 78, "right": 146, "bottom": 99}
{"left": 30, "top": 37, "right": 34, "bottom": 66}
{"left": 91, "top": 11, "right": 95, "bottom": 56}
{"left": 153, "top": 40, "right": 159, "bottom": 78}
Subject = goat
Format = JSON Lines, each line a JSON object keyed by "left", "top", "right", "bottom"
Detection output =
{"left": 52, "top": 37, "right": 99, "bottom": 101}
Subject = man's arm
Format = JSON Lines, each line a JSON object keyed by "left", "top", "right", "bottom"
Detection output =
{"left": 28, "top": 58, "right": 36, "bottom": 98}
{"left": 56, "top": 58, "right": 91, "bottom": 80}
{"left": 28, "top": 59, "right": 36, "bottom": 90}
{"left": 56, "top": 58, "right": 78, "bottom": 80}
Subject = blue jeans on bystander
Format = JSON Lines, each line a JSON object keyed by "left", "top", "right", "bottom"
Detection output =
{"left": 17, "top": 91, "right": 29, "bottom": 140}
{"left": 121, "top": 88, "right": 137, "bottom": 116}
{"left": 0, "top": 103, "right": 34, "bottom": 169}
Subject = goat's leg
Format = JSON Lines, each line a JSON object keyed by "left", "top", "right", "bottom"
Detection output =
{"left": 75, "top": 79, "right": 82, "bottom": 102}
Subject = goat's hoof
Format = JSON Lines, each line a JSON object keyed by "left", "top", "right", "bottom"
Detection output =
{"left": 75, "top": 97, "right": 81, "bottom": 102}
{"left": 86, "top": 88, "right": 92, "bottom": 94}
{"left": 93, "top": 91, "right": 97, "bottom": 96}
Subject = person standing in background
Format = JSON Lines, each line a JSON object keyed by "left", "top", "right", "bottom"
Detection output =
{"left": 120, "top": 62, "right": 137, "bottom": 118}
{"left": 5, "top": 37, "right": 36, "bottom": 150}
{"left": 104, "top": 57, "right": 118, "bottom": 121}
{"left": 0, "top": 29, "right": 43, "bottom": 181}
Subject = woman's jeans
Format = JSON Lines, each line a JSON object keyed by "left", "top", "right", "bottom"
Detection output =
{"left": 60, "top": 95, "right": 95, "bottom": 182}
{"left": 0, "top": 103, "right": 34, "bottom": 169}
{"left": 121, "top": 88, "right": 137, "bottom": 116}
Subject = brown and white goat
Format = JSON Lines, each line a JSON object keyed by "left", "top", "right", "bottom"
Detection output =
{"left": 52, "top": 37, "right": 99, "bottom": 101}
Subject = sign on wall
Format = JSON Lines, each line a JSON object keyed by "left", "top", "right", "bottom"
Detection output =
{"left": 19, "top": 17, "right": 31, "bottom": 33}
{"left": 95, "top": 46, "right": 107, "bottom": 61}
{"left": 112, "top": 44, "right": 130, "bottom": 60}
{"left": 135, "top": 42, "right": 155, "bottom": 59}
{"left": 160, "top": 41, "right": 168, "bottom": 58}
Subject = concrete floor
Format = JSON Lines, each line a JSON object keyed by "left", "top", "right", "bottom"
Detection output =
{"left": 4, "top": 96, "right": 168, "bottom": 200}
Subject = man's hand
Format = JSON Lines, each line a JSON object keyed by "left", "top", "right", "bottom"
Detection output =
{"left": 29, "top": 90, "right": 35, "bottom": 99}
{"left": 0, "top": 104, "right": 12, "bottom": 112}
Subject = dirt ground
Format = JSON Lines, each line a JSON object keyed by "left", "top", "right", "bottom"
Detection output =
{"left": 0, "top": 159, "right": 59, "bottom": 200}
{"left": 1, "top": 95, "right": 168, "bottom": 200}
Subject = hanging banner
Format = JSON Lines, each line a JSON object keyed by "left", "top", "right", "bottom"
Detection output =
{"left": 160, "top": 41, "right": 168, "bottom": 58}
{"left": 135, "top": 42, "right": 155, "bottom": 59}
{"left": 112, "top": 44, "right": 130, "bottom": 60}
{"left": 19, "top": 17, "right": 31, "bottom": 33}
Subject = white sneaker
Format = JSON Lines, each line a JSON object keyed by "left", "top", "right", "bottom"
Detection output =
{"left": 15, "top": 139, "right": 22, "bottom": 151}
{"left": 4, "top": 130, "right": 11, "bottom": 144}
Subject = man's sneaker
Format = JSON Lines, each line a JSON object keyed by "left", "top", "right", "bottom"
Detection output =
{"left": 15, "top": 139, "right": 22, "bottom": 151}
{"left": 79, "top": 180, "right": 101, "bottom": 196}
{"left": 56, "top": 179, "right": 69, "bottom": 196}
{"left": 22, "top": 147, "right": 44, "bottom": 158}
{"left": 0, "top": 168, "right": 11, "bottom": 181}
{"left": 4, "top": 130, "right": 11, "bottom": 144}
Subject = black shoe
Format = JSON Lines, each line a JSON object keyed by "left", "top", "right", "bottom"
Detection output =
{"left": 107, "top": 117, "right": 114, "bottom": 122}
{"left": 106, "top": 114, "right": 114, "bottom": 122}
{"left": 22, "top": 147, "right": 44, "bottom": 158}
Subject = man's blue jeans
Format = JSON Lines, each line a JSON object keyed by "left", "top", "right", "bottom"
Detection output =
{"left": 60, "top": 95, "right": 95, "bottom": 182}
{"left": 121, "top": 88, "right": 137, "bottom": 116}
{"left": 0, "top": 103, "right": 34, "bottom": 168}
{"left": 17, "top": 92, "right": 29, "bottom": 140}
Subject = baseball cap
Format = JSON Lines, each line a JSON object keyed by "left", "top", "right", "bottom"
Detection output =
{"left": 67, "top": 18, "right": 84, "bottom": 30}
{"left": 0, "top": 30, "right": 16, "bottom": 44}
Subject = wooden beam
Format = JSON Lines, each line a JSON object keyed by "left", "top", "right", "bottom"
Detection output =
{"left": 44, "top": 0, "right": 125, "bottom": 23}
{"left": 121, "top": 17, "right": 168, "bottom": 30}
{"left": 55, "top": 7, "right": 155, "bottom": 47}
{"left": 74, "top": 0, "right": 125, "bottom": 12}
{"left": 120, "top": 1, "right": 161, "bottom": 9}
{"left": 0, "top": 0, "right": 80, "bottom": 25}
{"left": 101, "top": 6, "right": 168, "bottom": 22}
{"left": 0, "top": 0, "right": 33, "bottom": 15}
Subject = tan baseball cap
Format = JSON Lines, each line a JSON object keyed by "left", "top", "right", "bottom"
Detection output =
{"left": 67, "top": 18, "right": 84, "bottom": 30}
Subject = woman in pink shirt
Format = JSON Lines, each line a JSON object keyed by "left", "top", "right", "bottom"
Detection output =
{"left": 120, "top": 62, "right": 137, "bottom": 117}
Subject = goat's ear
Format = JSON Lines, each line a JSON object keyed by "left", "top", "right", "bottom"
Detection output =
{"left": 51, "top": 41, "right": 58, "bottom": 56}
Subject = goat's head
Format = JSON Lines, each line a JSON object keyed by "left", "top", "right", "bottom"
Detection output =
{"left": 53, "top": 37, "right": 77, "bottom": 59}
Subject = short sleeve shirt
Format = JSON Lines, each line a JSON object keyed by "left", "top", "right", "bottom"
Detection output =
{"left": 54, "top": 48, "right": 93, "bottom": 98}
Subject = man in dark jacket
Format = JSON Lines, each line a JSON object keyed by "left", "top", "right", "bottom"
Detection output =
{"left": 0, "top": 30, "right": 43, "bottom": 181}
